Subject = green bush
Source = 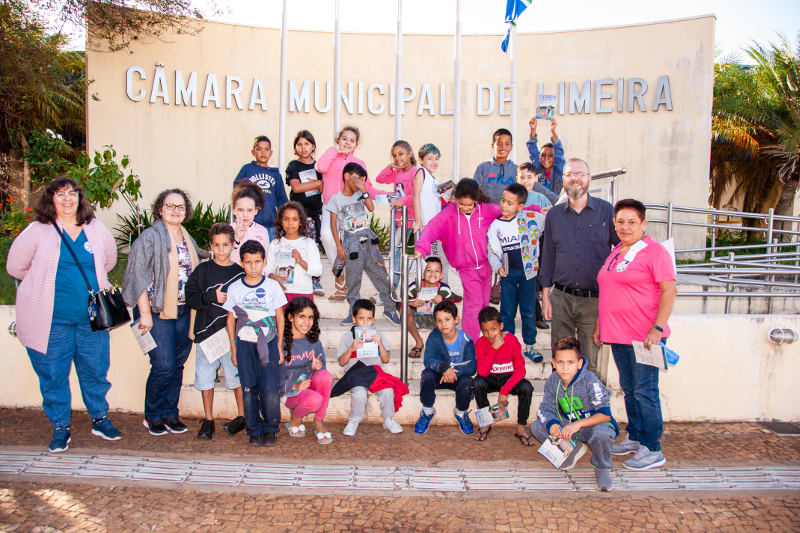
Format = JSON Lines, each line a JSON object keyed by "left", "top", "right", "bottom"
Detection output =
{"left": 114, "top": 201, "right": 229, "bottom": 251}
{"left": 68, "top": 145, "right": 142, "bottom": 210}
{"left": 369, "top": 214, "right": 391, "bottom": 253}
{"left": 0, "top": 236, "right": 17, "bottom": 304}
{"left": 21, "top": 130, "right": 73, "bottom": 187}
{"left": 707, "top": 230, "right": 767, "bottom": 260}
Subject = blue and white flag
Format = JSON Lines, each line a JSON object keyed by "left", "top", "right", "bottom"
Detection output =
{"left": 501, "top": 0, "right": 532, "bottom": 53}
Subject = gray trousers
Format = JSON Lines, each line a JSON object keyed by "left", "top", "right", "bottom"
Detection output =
{"left": 337, "top": 233, "right": 395, "bottom": 316}
{"left": 549, "top": 289, "right": 601, "bottom": 375}
{"left": 530, "top": 419, "right": 615, "bottom": 469}
{"left": 348, "top": 386, "right": 395, "bottom": 423}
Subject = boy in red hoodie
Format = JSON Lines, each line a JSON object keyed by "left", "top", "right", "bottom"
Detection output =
{"left": 472, "top": 306, "right": 534, "bottom": 444}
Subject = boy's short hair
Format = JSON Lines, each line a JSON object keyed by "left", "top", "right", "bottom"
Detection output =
{"left": 240, "top": 239, "right": 266, "bottom": 259}
{"left": 424, "top": 256, "right": 443, "bottom": 268}
{"left": 352, "top": 299, "right": 375, "bottom": 317}
{"left": 553, "top": 336, "right": 582, "bottom": 358}
{"left": 505, "top": 183, "right": 528, "bottom": 204}
{"left": 478, "top": 306, "right": 501, "bottom": 325}
{"left": 209, "top": 222, "right": 235, "bottom": 243}
{"left": 517, "top": 162, "right": 536, "bottom": 175}
{"left": 342, "top": 162, "right": 367, "bottom": 181}
{"left": 433, "top": 300, "right": 458, "bottom": 319}
{"left": 418, "top": 143, "right": 440, "bottom": 160}
{"left": 253, "top": 135, "right": 271, "bottom": 149}
{"left": 492, "top": 128, "right": 513, "bottom": 144}
{"left": 541, "top": 142, "right": 554, "bottom": 150}
{"left": 614, "top": 198, "right": 646, "bottom": 222}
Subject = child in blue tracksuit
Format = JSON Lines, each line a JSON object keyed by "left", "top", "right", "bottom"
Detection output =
{"left": 234, "top": 135, "right": 289, "bottom": 239}
{"left": 415, "top": 301, "right": 477, "bottom": 435}
{"left": 526, "top": 117, "right": 565, "bottom": 196}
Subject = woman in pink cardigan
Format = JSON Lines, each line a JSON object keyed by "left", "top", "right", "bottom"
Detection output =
{"left": 7, "top": 177, "right": 120, "bottom": 453}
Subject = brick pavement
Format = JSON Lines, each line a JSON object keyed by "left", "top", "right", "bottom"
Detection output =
{"left": 0, "top": 481, "right": 798, "bottom": 532}
{"left": 1, "top": 409, "right": 799, "bottom": 467}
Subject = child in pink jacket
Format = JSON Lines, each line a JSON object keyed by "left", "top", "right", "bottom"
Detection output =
{"left": 376, "top": 140, "right": 418, "bottom": 290}
{"left": 415, "top": 178, "right": 541, "bottom": 340}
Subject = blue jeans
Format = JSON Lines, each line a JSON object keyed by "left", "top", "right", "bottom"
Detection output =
{"left": 392, "top": 227, "right": 414, "bottom": 290}
{"left": 136, "top": 305, "right": 192, "bottom": 421}
{"left": 611, "top": 340, "right": 666, "bottom": 452}
{"left": 26, "top": 319, "right": 111, "bottom": 429}
{"left": 500, "top": 271, "right": 538, "bottom": 346}
{"left": 236, "top": 336, "right": 281, "bottom": 435}
{"left": 420, "top": 368, "right": 474, "bottom": 411}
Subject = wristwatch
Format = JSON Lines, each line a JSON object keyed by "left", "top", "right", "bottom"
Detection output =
{"left": 360, "top": 192, "right": 370, "bottom": 201}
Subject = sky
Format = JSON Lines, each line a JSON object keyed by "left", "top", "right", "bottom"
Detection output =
{"left": 62, "top": 0, "right": 798, "bottom": 57}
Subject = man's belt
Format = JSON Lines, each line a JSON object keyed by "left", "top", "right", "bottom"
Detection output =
{"left": 553, "top": 282, "right": 598, "bottom": 298}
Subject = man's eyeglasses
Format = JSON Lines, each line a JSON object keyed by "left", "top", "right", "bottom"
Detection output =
{"left": 563, "top": 172, "right": 590, "bottom": 179}
{"left": 164, "top": 204, "right": 187, "bottom": 212}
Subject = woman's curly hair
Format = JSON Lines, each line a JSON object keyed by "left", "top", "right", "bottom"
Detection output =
{"left": 151, "top": 188, "right": 194, "bottom": 221}
{"left": 274, "top": 201, "right": 309, "bottom": 239}
{"left": 283, "top": 296, "right": 321, "bottom": 364}
{"left": 34, "top": 176, "right": 94, "bottom": 225}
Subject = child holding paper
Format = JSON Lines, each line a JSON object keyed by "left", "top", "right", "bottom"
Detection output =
{"left": 184, "top": 223, "right": 246, "bottom": 440}
{"left": 527, "top": 117, "right": 565, "bottom": 196}
{"left": 407, "top": 256, "right": 455, "bottom": 358}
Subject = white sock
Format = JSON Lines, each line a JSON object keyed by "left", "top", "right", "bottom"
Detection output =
{"left": 422, "top": 406, "right": 434, "bottom": 415}
{"left": 454, "top": 408, "right": 465, "bottom": 418}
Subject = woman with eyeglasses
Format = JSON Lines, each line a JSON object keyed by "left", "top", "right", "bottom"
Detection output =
{"left": 122, "top": 189, "right": 211, "bottom": 436}
{"left": 7, "top": 177, "right": 120, "bottom": 452}
{"left": 593, "top": 198, "right": 677, "bottom": 471}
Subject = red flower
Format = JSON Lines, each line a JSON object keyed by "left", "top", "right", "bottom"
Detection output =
{"left": 25, "top": 217, "right": 30, "bottom": 221}
{"left": 6, "top": 197, "right": 13, "bottom": 202}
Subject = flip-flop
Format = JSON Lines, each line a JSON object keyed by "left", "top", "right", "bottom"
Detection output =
{"left": 409, "top": 346, "right": 423, "bottom": 358}
{"left": 473, "top": 426, "right": 492, "bottom": 441}
{"left": 514, "top": 433, "right": 534, "bottom": 446}
{"left": 285, "top": 422, "right": 305, "bottom": 437}
{"left": 315, "top": 431, "right": 332, "bottom": 445}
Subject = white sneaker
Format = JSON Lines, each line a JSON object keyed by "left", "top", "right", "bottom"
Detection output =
{"left": 373, "top": 293, "right": 382, "bottom": 305}
{"left": 383, "top": 418, "right": 403, "bottom": 434}
{"left": 343, "top": 421, "right": 359, "bottom": 436}
{"left": 612, "top": 435, "right": 642, "bottom": 455}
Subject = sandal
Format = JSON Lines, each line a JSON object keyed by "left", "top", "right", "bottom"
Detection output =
{"left": 473, "top": 426, "right": 492, "bottom": 441}
{"left": 285, "top": 422, "right": 305, "bottom": 438}
{"left": 490, "top": 296, "right": 501, "bottom": 305}
{"left": 328, "top": 279, "right": 347, "bottom": 301}
{"left": 514, "top": 433, "right": 534, "bottom": 446}
{"left": 409, "top": 346, "right": 423, "bottom": 358}
{"left": 315, "top": 431, "right": 333, "bottom": 445}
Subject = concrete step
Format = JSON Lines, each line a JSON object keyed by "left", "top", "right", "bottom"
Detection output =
{"left": 321, "top": 357, "right": 553, "bottom": 381}
{"left": 179, "top": 379, "right": 549, "bottom": 427}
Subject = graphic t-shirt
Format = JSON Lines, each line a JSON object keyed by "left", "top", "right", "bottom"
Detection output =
{"left": 222, "top": 276, "right": 288, "bottom": 344}
{"left": 285, "top": 160, "right": 323, "bottom": 215}
{"left": 280, "top": 336, "right": 326, "bottom": 396}
{"left": 337, "top": 329, "right": 391, "bottom": 371}
{"left": 444, "top": 330, "right": 466, "bottom": 365}
{"left": 488, "top": 210, "right": 546, "bottom": 279}
{"left": 148, "top": 238, "right": 193, "bottom": 304}
{"left": 53, "top": 230, "right": 99, "bottom": 323}
{"left": 325, "top": 191, "right": 369, "bottom": 234}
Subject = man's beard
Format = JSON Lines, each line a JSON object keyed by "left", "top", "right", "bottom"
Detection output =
{"left": 566, "top": 182, "right": 588, "bottom": 200}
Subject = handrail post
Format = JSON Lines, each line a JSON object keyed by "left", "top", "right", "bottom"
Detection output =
{"left": 767, "top": 209, "right": 775, "bottom": 314}
{"left": 388, "top": 207, "right": 397, "bottom": 289}
{"left": 415, "top": 230, "right": 423, "bottom": 288}
{"left": 611, "top": 176, "right": 618, "bottom": 206}
{"left": 667, "top": 201, "right": 674, "bottom": 240}
{"left": 710, "top": 213, "right": 717, "bottom": 259}
{"left": 400, "top": 206, "right": 409, "bottom": 384}
{"left": 725, "top": 252, "right": 734, "bottom": 314}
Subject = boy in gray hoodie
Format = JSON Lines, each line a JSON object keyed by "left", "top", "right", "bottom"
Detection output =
{"left": 530, "top": 336, "right": 618, "bottom": 491}
{"left": 473, "top": 128, "right": 559, "bottom": 206}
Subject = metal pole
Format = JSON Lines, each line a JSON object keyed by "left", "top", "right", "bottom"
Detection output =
{"left": 710, "top": 213, "right": 717, "bottom": 258}
{"left": 452, "top": 0, "right": 461, "bottom": 182}
{"left": 394, "top": 0, "right": 403, "bottom": 141}
{"left": 611, "top": 177, "right": 618, "bottom": 206}
{"left": 333, "top": 0, "right": 341, "bottom": 134}
{"left": 388, "top": 207, "right": 397, "bottom": 289}
{"left": 767, "top": 208, "right": 775, "bottom": 314}
{"left": 278, "top": 0, "right": 289, "bottom": 174}
{"left": 509, "top": 25, "right": 517, "bottom": 163}
{"left": 400, "top": 206, "right": 409, "bottom": 384}
{"left": 725, "top": 252, "right": 734, "bottom": 314}
{"left": 667, "top": 201, "right": 674, "bottom": 240}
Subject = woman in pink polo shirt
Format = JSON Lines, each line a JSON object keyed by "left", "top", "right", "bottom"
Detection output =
{"left": 594, "top": 198, "right": 677, "bottom": 472}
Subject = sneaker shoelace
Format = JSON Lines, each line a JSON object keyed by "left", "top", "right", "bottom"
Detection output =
{"left": 631, "top": 445, "right": 651, "bottom": 461}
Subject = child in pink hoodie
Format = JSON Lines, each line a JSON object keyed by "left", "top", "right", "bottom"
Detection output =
{"left": 376, "top": 140, "right": 418, "bottom": 290}
{"left": 415, "top": 178, "right": 541, "bottom": 340}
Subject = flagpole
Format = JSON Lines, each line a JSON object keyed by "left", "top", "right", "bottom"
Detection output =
{"left": 394, "top": 0, "right": 403, "bottom": 141}
{"left": 510, "top": 24, "right": 517, "bottom": 163}
{"left": 278, "top": 0, "right": 289, "bottom": 174}
{"left": 334, "top": 0, "right": 341, "bottom": 134}
{"left": 453, "top": 0, "right": 461, "bottom": 182}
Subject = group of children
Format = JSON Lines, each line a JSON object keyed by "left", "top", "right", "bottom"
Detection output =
{"left": 176, "top": 118, "right": 631, "bottom": 491}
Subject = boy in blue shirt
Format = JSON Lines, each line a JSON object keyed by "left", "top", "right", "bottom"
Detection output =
{"left": 415, "top": 301, "right": 476, "bottom": 435}
{"left": 233, "top": 135, "right": 289, "bottom": 240}
{"left": 526, "top": 117, "right": 565, "bottom": 195}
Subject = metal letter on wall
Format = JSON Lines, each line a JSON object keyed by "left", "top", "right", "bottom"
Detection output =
{"left": 569, "top": 80, "right": 591, "bottom": 114}
{"left": 340, "top": 82, "right": 354, "bottom": 115}
{"left": 150, "top": 68, "right": 169, "bottom": 104}
{"left": 249, "top": 78, "right": 267, "bottom": 111}
{"left": 418, "top": 83, "right": 435, "bottom": 115}
{"left": 558, "top": 82, "right": 565, "bottom": 115}
{"left": 595, "top": 78, "right": 613, "bottom": 114}
{"left": 617, "top": 78, "right": 624, "bottom": 112}
{"left": 126, "top": 66, "right": 147, "bottom": 102}
{"left": 289, "top": 80, "right": 310, "bottom": 112}
{"left": 440, "top": 83, "right": 453, "bottom": 115}
{"left": 499, "top": 83, "right": 511, "bottom": 116}
{"left": 358, "top": 82, "right": 365, "bottom": 114}
{"left": 226, "top": 75, "right": 244, "bottom": 109}
{"left": 175, "top": 70, "right": 197, "bottom": 106}
{"left": 202, "top": 74, "right": 221, "bottom": 108}
{"left": 477, "top": 84, "right": 495, "bottom": 116}
{"left": 368, "top": 83, "right": 385, "bottom": 115}
{"left": 314, "top": 81, "right": 332, "bottom": 113}
{"left": 401, "top": 84, "right": 416, "bottom": 116}
{"left": 628, "top": 77, "right": 648, "bottom": 112}
{"left": 652, "top": 75, "right": 673, "bottom": 111}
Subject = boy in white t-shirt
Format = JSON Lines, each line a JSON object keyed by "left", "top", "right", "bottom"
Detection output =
{"left": 223, "top": 240, "right": 287, "bottom": 447}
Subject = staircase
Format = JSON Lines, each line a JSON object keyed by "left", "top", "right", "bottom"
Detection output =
{"left": 178, "top": 268, "right": 553, "bottom": 426}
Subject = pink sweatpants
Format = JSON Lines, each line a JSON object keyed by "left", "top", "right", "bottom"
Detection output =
{"left": 458, "top": 265, "right": 492, "bottom": 340}
{"left": 284, "top": 369, "right": 333, "bottom": 419}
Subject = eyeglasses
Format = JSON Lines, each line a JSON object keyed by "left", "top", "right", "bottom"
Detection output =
{"left": 607, "top": 254, "right": 620, "bottom": 271}
{"left": 54, "top": 191, "right": 79, "bottom": 201}
{"left": 164, "top": 204, "right": 187, "bottom": 212}
{"left": 563, "top": 172, "right": 590, "bottom": 179}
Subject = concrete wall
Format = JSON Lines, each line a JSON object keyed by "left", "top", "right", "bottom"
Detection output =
{"left": 1, "top": 306, "right": 797, "bottom": 423}
{"left": 85, "top": 16, "right": 715, "bottom": 250}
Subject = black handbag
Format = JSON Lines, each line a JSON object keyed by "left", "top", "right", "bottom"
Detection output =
{"left": 54, "top": 224, "right": 131, "bottom": 331}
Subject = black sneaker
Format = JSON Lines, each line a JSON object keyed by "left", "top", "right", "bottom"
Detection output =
{"left": 452, "top": 293, "right": 463, "bottom": 303}
{"left": 263, "top": 431, "right": 278, "bottom": 446}
{"left": 163, "top": 417, "right": 188, "bottom": 434}
{"left": 197, "top": 419, "right": 215, "bottom": 440}
{"left": 248, "top": 434, "right": 264, "bottom": 446}
{"left": 536, "top": 319, "right": 550, "bottom": 330}
{"left": 221, "top": 416, "right": 246, "bottom": 436}
{"left": 143, "top": 419, "right": 168, "bottom": 436}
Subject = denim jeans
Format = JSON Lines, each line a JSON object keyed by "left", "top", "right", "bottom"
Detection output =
{"left": 392, "top": 227, "right": 414, "bottom": 290}
{"left": 26, "top": 318, "right": 111, "bottom": 429}
{"left": 420, "top": 368, "right": 474, "bottom": 411}
{"left": 611, "top": 340, "right": 666, "bottom": 452}
{"left": 135, "top": 305, "right": 192, "bottom": 421}
{"left": 500, "top": 271, "right": 538, "bottom": 346}
{"left": 236, "top": 336, "right": 281, "bottom": 436}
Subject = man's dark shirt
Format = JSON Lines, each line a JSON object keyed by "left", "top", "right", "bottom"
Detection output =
{"left": 539, "top": 194, "right": 619, "bottom": 292}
